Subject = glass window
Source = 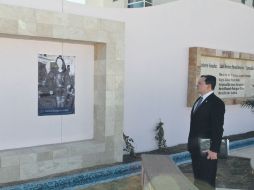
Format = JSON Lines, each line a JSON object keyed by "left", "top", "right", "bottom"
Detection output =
{"left": 145, "top": 2, "right": 152, "bottom": 7}
{"left": 128, "top": 0, "right": 152, "bottom": 8}
{"left": 128, "top": 0, "right": 143, "bottom": 3}
{"left": 128, "top": 2, "right": 144, "bottom": 8}
{"left": 65, "top": 0, "right": 86, "bottom": 4}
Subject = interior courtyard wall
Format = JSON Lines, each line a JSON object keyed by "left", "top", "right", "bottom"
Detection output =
{"left": 0, "top": 38, "right": 94, "bottom": 150}
{"left": 65, "top": 0, "right": 254, "bottom": 152}
{"left": 0, "top": 3, "right": 124, "bottom": 183}
{"left": 0, "top": 0, "right": 253, "bottom": 154}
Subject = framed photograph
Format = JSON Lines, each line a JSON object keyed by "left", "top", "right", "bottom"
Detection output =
{"left": 38, "top": 54, "right": 75, "bottom": 116}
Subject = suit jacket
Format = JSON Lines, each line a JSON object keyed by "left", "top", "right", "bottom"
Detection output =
{"left": 188, "top": 93, "right": 225, "bottom": 153}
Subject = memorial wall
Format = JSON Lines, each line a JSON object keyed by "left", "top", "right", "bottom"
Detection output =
{"left": 188, "top": 47, "right": 254, "bottom": 106}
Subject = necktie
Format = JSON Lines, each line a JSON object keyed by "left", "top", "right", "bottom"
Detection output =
{"left": 193, "top": 97, "right": 203, "bottom": 113}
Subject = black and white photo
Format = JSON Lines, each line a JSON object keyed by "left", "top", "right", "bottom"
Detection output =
{"left": 38, "top": 54, "right": 75, "bottom": 116}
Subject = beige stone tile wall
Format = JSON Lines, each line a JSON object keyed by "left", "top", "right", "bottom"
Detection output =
{"left": 0, "top": 3, "right": 124, "bottom": 183}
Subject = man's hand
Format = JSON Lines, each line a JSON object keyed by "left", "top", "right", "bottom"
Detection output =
{"left": 207, "top": 150, "right": 217, "bottom": 160}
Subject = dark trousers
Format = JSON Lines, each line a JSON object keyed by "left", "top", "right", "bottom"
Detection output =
{"left": 190, "top": 152, "right": 218, "bottom": 190}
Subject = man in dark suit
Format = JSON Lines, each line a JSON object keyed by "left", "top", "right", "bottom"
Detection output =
{"left": 188, "top": 75, "right": 225, "bottom": 189}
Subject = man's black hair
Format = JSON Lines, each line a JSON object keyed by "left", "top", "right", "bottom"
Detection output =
{"left": 201, "top": 75, "right": 216, "bottom": 90}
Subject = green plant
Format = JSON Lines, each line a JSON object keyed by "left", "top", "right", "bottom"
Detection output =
{"left": 242, "top": 98, "right": 254, "bottom": 112}
{"left": 155, "top": 120, "right": 167, "bottom": 150}
{"left": 123, "top": 133, "right": 135, "bottom": 157}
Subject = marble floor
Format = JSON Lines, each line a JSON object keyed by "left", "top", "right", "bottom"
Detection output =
{"left": 230, "top": 145, "right": 254, "bottom": 170}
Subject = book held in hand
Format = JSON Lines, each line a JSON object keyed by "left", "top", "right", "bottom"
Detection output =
{"left": 198, "top": 138, "right": 229, "bottom": 158}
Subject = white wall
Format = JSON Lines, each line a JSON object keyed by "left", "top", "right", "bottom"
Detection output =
{"left": 65, "top": 0, "right": 254, "bottom": 152}
{"left": 0, "top": 0, "right": 63, "bottom": 11}
{"left": 0, "top": 0, "right": 125, "bottom": 10}
{"left": 103, "top": 0, "right": 127, "bottom": 8}
{"left": 0, "top": 0, "right": 254, "bottom": 152}
{"left": 152, "top": 0, "right": 244, "bottom": 6}
{"left": 153, "top": 0, "right": 178, "bottom": 6}
{"left": 0, "top": 38, "right": 94, "bottom": 150}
